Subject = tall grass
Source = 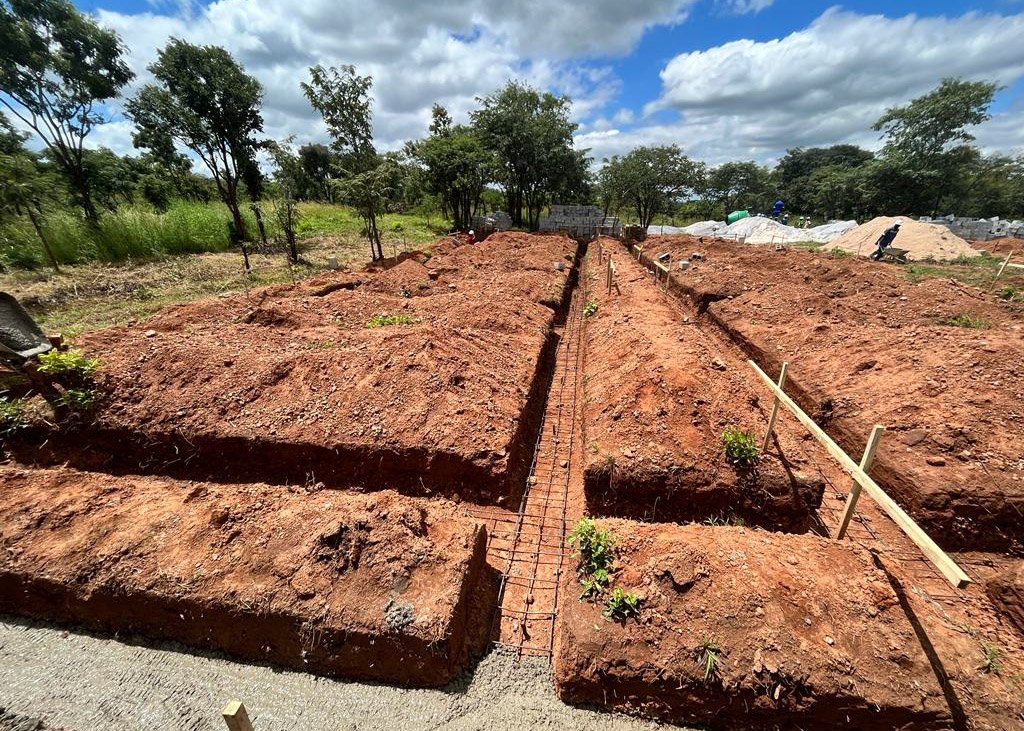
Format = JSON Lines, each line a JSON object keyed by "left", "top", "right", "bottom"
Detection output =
{"left": 0, "top": 201, "right": 235, "bottom": 269}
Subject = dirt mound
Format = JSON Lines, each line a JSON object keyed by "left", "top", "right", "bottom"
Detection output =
{"left": 360, "top": 258, "right": 432, "bottom": 296}
{"left": 986, "top": 561, "right": 1024, "bottom": 637}
{"left": 827, "top": 216, "right": 977, "bottom": 261}
{"left": 0, "top": 465, "right": 492, "bottom": 687}
{"left": 582, "top": 245, "right": 822, "bottom": 530}
{"left": 620, "top": 235, "right": 1024, "bottom": 552}
{"left": 11, "top": 233, "right": 579, "bottom": 504}
{"left": 554, "top": 521, "right": 949, "bottom": 729}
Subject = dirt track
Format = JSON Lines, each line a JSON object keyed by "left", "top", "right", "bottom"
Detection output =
{"left": 0, "top": 618, "right": 665, "bottom": 731}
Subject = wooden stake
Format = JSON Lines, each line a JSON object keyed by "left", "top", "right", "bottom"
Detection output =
{"left": 222, "top": 700, "right": 254, "bottom": 731}
{"left": 747, "top": 359, "right": 970, "bottom": 589}
{"left": 606, "top": 255, "right": 612, "bottom": 294}
{"left": 989, "top": 249, "right": 1014, "bottom": 291}
{"left": 761, "top": 361, "right": 788, "bottom": 453}
{"left": 834, "top": 424, "right": 885, "bottom": 540}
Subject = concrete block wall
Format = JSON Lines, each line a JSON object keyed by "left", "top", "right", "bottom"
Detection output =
{"left": 539, "top": 205, "right": 620, "bottom": 238}
{"left": 922, "top": 215, "right": 1024, "bottom": 241}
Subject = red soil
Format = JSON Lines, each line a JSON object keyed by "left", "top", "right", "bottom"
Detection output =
{"left": 0, "top": 465, "right": 493, "bottom": 687}
{"left": 629, "top": 236, "right": 1024, "bottom": 553}
{"left": 986, "top": 561, "right": 1024, "bottom": 638}
{"left": 14, "top": 233, "right": 578, "bottom": 504}
{"left": 581, "top": 247, "right": 822, "bottom": 529}
{"left": 553, "top": 520, "right": 950, "bottom": 729}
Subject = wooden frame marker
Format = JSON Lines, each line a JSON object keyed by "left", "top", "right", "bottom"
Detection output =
{"left": 760, "top": 361, "right": 788, "bottom": 453}
{"left": 834, "top": 424, "right": 885, "bottom": 540}
{"left": 222, "top": 700, "right": 254, "bottom": 731}
{"left": 988, "top": 249, "right": 1014, "bottom": 291}
{"left": 748, "top": 359, "right": 970, "bottom": 589}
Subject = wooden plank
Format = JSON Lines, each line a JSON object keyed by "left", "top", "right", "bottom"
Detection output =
{"left": 222, "top": 700, "right": 254, "bottom": 731}
{"left": 760, "top": 361, "right": 788, "bottom": 453}
{"left": 989, "top": 249, "right": 1014, "bottom": 291}
{"left": 834, "top": 424, "right": 885, "bottom": 540}
{"left": 747, "top": 359, "right": 971, "bottom": 589}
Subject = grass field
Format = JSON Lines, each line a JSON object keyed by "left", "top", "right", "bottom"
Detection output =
{"left": 1, "top": 203, "right": 451, "bottom": 335}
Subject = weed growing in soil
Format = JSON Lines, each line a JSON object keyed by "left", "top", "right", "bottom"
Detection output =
{"left": 0, "top": 396, "right": 27, "bottom": 435}
{"left": 703, "top": 513, "right": 746, "bottom": 527}
{"left": 998, "top": 285, "right": 1020, "bottom": 301}
{"left": 980, "top": 642, "right": 1004, "bottom": 675}
{"left": 35, "top": 349, "right": 99, "bottom": 383}
{"left": 603, "top": 587, "right": 641, "bottom": 619}
{"left": 579, "top": 568, "right": 611, "bottom": 600}
{"left": 722, "top": 426, "right": 759, "bottom": 466}
{"left": 695, "top": 639, "right": 723, "bottom": 682}
{"left": 568, "top": 518, "right": 615, "bottom": 578}
{"left": 56, "top": 388, "right": 97, "bottom": 413}
{"left": 365, "top": 313, "right": 416, "bottom": 328}
{"left": 583, "top": 299, "right": 598, "bottom": 317}
{"left": 936, "top": 313, "right": 992, "bottom": 329}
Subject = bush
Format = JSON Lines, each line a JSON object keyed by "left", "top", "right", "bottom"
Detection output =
{"left": 36, "top": 349, "right": 99, "bottom": 383}
{"left": 0, "top": 396, "right": 27, "bottom": 435}
{"left": 567, "top": 517, "right": 615, "bottom": 578}
{"left": 365, "top": 313, "right": 416, "bottom": 328}
{"left": 603, "top": 587, "right": 641, "bottom": 619}
{"left": 936, "top": 314, "right": 991, "bottom": 329}
{"left": 583, "top": 299, "right": 598, "bottom": 317}
{"left": 722, "top": 426, "right": 759, "bottom": 466}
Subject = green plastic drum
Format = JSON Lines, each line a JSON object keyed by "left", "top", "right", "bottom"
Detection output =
{"left": 726, "top": 210, "right": 749, "bottom": 225}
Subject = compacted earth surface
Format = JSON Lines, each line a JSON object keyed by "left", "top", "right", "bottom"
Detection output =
{"left": 11, "top": 232, "right": 577, "bottom": 504}
{"left": 2, "top": 233, "right": 1023, "bottom": 730}
{"left": 581, "top": 243, "right": 823, "bottom": 530}
{"left": 630, "top": 235, "right": 1024, "bottom": 554}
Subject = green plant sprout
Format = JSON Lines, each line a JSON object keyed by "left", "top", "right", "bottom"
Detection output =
{"left": 722, "top": 426, "right": 759, "bottom": 466}
{"left": 603, "top": 587, "right": 641, "bottom": 619}
{"left": 365, "top": 313, "right": 416, "bottom": 328}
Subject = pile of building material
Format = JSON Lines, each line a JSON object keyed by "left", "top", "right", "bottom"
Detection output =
{"left": 827, "top": 216, "right": 978, "bottom": 261}
{"left": 648, "top": 217, "right": 856, "bottom": 244}
{"left": 539, "top": 205, "right": 620, "bottom": 238}
{"left": 923, "top": 215, "right": 1024, "bottom": 241}
{"left": 470, "top": 211, "right": 513, "bottom": 232}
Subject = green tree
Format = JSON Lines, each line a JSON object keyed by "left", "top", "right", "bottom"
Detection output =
{"left": 298, "top": 143, "right": 334, "bottom": 201}
{"left": 873, "top": 77, "right": 999, "bottom": 215}
{"left": 125, "top": 39, "right": 264, "bottom": 242}
{"left": 706, "top": 161, "right": 773, "bottom": 218}
{"left": 0, "top": 0, "right": 133, "bottom": 223}
{"left": 0, "top": 113, "right": 61, "bottom": 269}
{"left": 302, "top": 64, "right": 389, "bottom": 260}
{"left": 472, "top": 81, "right": 588, "bottom": 229}
{"left": 410, "top": 107, "right": 491, "bottom": 230}
{"left": 774, "top": 145, "right": 874, "bottom": 214}
{"left": 599, "top": 145, "right": 704, "bottom": 228}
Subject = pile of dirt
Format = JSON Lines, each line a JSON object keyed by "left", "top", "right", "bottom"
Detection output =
{"left": 553, "top": 521, "right": 950, "bottom": 729}
{"left": 12, "top": 234, "right": 579, "bottom": 503}
{"left": 622, "top": 235, "right": 1024, "bottom": 552}
{"left": 827, "top": 216, "right": 977, "bottom": 260}
{"left": 582, "top": 244, "right": 822, "bottom": 530}
{"left": 986, "top": 561, "right": 1024, "bottom": 636}
{"left": 0, "top": 465, "right": 492, "bottom": 687}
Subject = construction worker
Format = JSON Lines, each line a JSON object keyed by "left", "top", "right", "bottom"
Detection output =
{"left": 771, "top": 199, "right": 784, "bottom": 220}
{"left": 466, "top": 229, "right": 476, "bottom": 245}
{"left": 869, "top": 219, "right": 902, "bottom": 261}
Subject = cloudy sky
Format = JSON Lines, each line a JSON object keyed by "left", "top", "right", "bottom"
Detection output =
{"left": 68, "top": 0, "right": 1024, "bottom": 167}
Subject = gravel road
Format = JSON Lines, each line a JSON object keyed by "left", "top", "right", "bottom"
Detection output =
{"left": 0, "top": 616, "right": 674, "bottom": 730}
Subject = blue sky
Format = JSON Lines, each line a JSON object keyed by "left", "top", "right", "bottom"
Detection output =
{"left": 65, "top": 0, "right": 1024, "bottom": 166}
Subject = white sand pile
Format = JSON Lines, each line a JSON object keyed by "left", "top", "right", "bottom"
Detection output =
{"left": 646, "top": 217, "right": 855, "bottom": 243}
{"left": 825, "top": 216, "right": 978, "bottom": 261}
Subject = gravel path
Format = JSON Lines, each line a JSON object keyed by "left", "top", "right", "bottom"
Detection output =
{"left": 0, "top": 616, "right": 674, "bottom": 730}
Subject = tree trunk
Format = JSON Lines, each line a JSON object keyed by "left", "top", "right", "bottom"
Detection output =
{"left": 225, "top": 181, "right": 249, "bottom": 242}
{"left": 251, "top": 203, "right": 268, "bottom": 247}
{"left": 26, "top": 207, "right": 60, "bottom": 273}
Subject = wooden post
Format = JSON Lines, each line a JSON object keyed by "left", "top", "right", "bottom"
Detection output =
{"left": 222, "top": 700, "right": 254, "bottom": 731}
{"left": 989, "top": 249, "right": 1014, "bottom": 292}
{"left": 606, "top": 256, "right": 613, "bottom": 294}
{"left": 834, "top": 425, "right": 885, "bottom": 540}
{"left": 761, "top": 361, "right": 789, "bottom": 453}
{"left": 747, "top": 359, "right": 971, "bottom": 589}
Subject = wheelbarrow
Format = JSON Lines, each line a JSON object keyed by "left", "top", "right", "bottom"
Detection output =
{"left": 0, "top": 292, "right": 53, "bottom": 363}
{"left": 869, "top": 246, "right": 909, "bottom": 264}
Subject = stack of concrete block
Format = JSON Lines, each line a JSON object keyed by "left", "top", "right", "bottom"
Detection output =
{"left": 539, "top": 205, "right": 617, "bottom": 238}
{"left": 923, "top": 215, "right": 1024, "bottom": 241}
{"left": 470, "top": 211, "right": 513, "bottom": 232}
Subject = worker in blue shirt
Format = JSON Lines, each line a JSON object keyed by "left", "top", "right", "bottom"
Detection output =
{"left": 869, "top": 219, "right": 903, "bottom": 260}
{"left": 771, "top": 199, "right": 784, "bottom": 219}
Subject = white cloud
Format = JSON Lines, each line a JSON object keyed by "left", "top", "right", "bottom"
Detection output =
{"left": 602, "top": 8, "right": 1024, "bottom": 165}
{"left": 718, "top": 0, "right": 774, "bottom": 15}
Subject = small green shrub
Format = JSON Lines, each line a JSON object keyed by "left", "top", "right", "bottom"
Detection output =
{"left": 36, "top": 349, "right": 99, "bottom": 383}
{"left": 579, "top": 568, "right": 611, "bottom": 600}
{"left": 583, "top": 299, "right": 598, "bottom": 317}
{"left": 365, "top": 313, "right": 416, "bottom": 328}
{"left": 722, "top": 426, "right": 759, "bottom": 466}
{"left": 936, "top": 314, "right": 991, "bottom": 329}
{"left": 567, "top": 517, "right": 615, "bottom": 578}
{"left": 703, "top": 513, "right": 746, "bottom": 527}
{"left": 980, "top": 642, "right": 1004, "bottom": 675}
{"left": 603, "top": 587, "right": 641, "bottom": 619}
{"left": 0, "top": 396, "right": 27, "bottom": 435}
{"left": 997, "top": 285, "right": 1019, "bottom": 301}
{"left": 695, "top": 639, "right": 722, "bottom": 682}
{"left": 56, "top": 388, "right": 97, "bottom": 413}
